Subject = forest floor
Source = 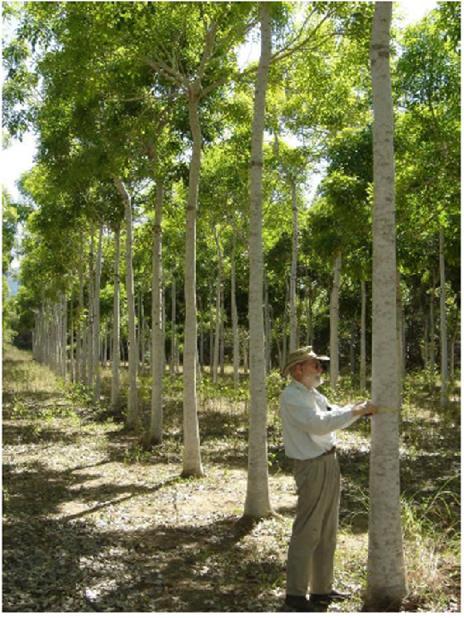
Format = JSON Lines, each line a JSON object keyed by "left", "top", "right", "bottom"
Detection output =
{"left": 3, "top": 345, "right": 461, "bottom": 613}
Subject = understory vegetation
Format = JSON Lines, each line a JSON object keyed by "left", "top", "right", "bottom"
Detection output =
{"left": 3, "top": 345, "right": 460, "bottom": 613}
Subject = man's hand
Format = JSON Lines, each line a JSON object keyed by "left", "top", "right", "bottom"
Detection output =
{"left": 351, "top": 400, "right": 378, "bottom": 417}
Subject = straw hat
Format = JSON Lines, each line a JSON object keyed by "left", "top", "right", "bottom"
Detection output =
{"left": 282, "top": 346, "right": 330, "bottom": 377}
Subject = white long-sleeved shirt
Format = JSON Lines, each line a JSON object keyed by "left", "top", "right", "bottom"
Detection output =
{"left": 279, "top": 379, "right": 360, "bottom": 459}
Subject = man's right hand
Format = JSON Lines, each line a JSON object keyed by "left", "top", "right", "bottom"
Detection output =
{"left": 352, "top": 400, "right": 378, "bottom": 417}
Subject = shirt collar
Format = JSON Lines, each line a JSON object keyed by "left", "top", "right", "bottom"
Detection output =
{"left": 291, "top": 379, "right": 313, "bottom": 393}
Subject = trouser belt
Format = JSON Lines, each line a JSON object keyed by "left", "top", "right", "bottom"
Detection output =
{"left": 314, "top": 446, "right": 336, "bottom": 460}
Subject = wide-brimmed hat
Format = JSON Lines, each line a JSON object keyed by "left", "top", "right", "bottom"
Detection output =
{"left": 282, "top": 346, "right": 330, "bottom": 377}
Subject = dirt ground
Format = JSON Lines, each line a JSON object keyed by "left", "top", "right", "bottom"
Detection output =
{"left": 3, "top": 346, "right": 460, "bottom": 612}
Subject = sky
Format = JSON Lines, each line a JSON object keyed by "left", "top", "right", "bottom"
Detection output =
{"left": 1, "top": 0, "right": 439, "bottom": 202}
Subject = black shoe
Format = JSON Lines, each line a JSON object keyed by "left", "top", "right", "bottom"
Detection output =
{"left": 284, "top": 595, "right": 316, "bottom": 612}
{"left": 310, "top": 590, "right": 350, "bottom": 605}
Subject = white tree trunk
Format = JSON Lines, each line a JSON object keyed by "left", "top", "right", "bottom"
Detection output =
{"left": 264, "top": 276, "right": 272, "bottom": 371}
{"left": 244, "top": 2, "right": 272, "bottom": 518}
{"left": 429, "top": 270, "right": 436, "bottom": 370}
{"left": 289, "top": 177, "right": 299, "bottom": 351}
{"left": 439, "top": 227, "right": 448, "bottom": 406}
{"left": 367, "top": 3, "right": 407, "bottom": 609}
{"left": 115, "top": 178, "right": 138, "bottom": 428}
{"left": 360, "top": 279, "right": 367, "bottom": 390}
{"left": 76, "top": 249, "right": 85, "bottom": 383}
{"left": 87, "top": 231, "right": 95, "bottom": 389}
{"left": 170, "top": 277, "right": 177, "bottom": 376}
{"left": 149, "top": 182, "right": 164, "bottom": 444}
{"left": 93, "top": 224, "right": 103, "bottom": 401}
{"left": 231, "top": 238, "right": 240, "bottom": 387}
{"left": 212, "top": 228, "right": 222, "bottom": 383}
{"left": 330, "top": 250, "right": 342, "bottom": 389}
{"left": 111, "top": 226, "right": 121, "bottom": 411}
{"left": 396, "top": 271, "right": 405, "bottom": 402}
{"left": 182, "top": 90, "right": 203, "bottom": 476}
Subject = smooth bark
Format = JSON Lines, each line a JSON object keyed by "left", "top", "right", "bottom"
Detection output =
{"left": 329, "top": 250, "right": 342, "bottom": 389}
{"left": 182, "top": 89, "right": 204, "bottom": 476}
{"left": 289, "top": 177, "right": 299, "bottom": 351}
{"left": 360, "top": 279, "right": 367, "bottom": 390}
{"left": 115, "top": 178, "right": 138, "bottom": 428}
{"left": 149, "top": 182, "right": 164, "bottom": 444}
{"left": 111, "top": 226, "right": 121, "bottom": 411}
{"left": 244, "top": 2, "right": 272, "bottom": 518}
{"left": 231, "top": 238, "right": 240, "bottom": 387}
{"left": 367, "top": 3, "right": 407, "bottom": 609}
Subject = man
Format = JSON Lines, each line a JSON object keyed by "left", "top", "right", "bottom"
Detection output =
{"left": 280, "top": 346, "right": 377, "bottom": 612}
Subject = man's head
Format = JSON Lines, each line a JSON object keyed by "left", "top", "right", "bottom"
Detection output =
{"left": 283, "top": 346, "right": 330, "bottom": 389}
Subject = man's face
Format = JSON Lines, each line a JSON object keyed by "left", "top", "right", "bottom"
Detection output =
{"left": 298, "top": 358, "right": 324, "bottom": 389}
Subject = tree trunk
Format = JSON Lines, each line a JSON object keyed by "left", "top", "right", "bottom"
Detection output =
{"left": 111, "top": 226, "right": 121, "bottom": 411}
{"left": 182, "top": 89, "right": 203, "bottom": 476}
{"left": 396, "top": 271, "right": 405, "bottom": 401}
{"left": 289, "top": 177, "right": 299, "bottom": 351}
{"left": 264, "top": 276, "right": 272, "bottom": 371}
{"left": 282, "top": 279, "right": 289, "bottom": 369}
{"left": 114, "top": 178, "right": 138, "bottom": 428}
{"left": 170, "top": 277, "right": 177, "bottom": 376}
{"left": 367, "top": 3, "right": 407, "bottom": 609}
{"left": 330, "top": 250, "right": 342, "bottom": 389}
{"left": 439, "top": 227, "right": 448, "bottom": 407}
{"left": 360, "top": 279, "right": 367, "bottom": 390}
{"left": 429, "top": 270, "right": 436, "bottom": 370}
{"left": 231, "top": 238, "right": 240, "bottom": 387}
{"left": 149, "top": 181, "right": 164, "bottom": 444}
{"left": 212, "top": 228, "right": 222, "bottom": 383}
{"left": 93, "top": 224, "right": 103, "bottom": 401}
{"left": 305, "top": 278, "right": 313, "bottom": 347}
{"left": 244, "top": 2, "right": 272, "bottom": 518}
{"left": 87, "top": 230, "right": 95, "bottom": 389}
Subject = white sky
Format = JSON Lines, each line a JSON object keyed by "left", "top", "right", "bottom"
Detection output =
{"left": 1, "top": 0, "right": 439, "bottom": 202}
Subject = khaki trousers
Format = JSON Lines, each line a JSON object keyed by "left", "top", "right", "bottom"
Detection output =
{"left": 286, "top": 451, "right": 340, "bottom": 596}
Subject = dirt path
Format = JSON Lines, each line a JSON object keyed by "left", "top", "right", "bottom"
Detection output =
{"left": 3, "top": 347, "right": 300, "bottom": 612}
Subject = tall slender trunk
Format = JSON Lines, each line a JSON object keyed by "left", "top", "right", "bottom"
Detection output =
{"left": 396, "top": 271, "right": 404, "bottom": 401}
{"left": 330, "top": 250, "right": 342, "bottom": 389}
{"left": 87, "top": 230, "right": 95, "bottom": 389}
{"left": 429, "top": 270, "right": 436, "bottom": 370}
{"left": 114, "top": 178, "right": 138, "bottom": 428}
{"left": 170, "top": 277, "right": 177, "bottom": 376}
{"left": 231, "top": 238, "right": 240, "bottom": 387}
{"left": 367, "top": 3, "right": 407, "bottom": 609}
{"left": 289, "top": 177, "right": 298, "bottom": 351}
{"left": 305, "top": 278, "right": 313, "bottom": 347}
{"left": 439, "top": 227, "right": 448, "bottom": 406}
{"left": 282, "top": 280, "right": 289, "bottom": 370}
{"left": 360, "top": 279, "right": 367, "bottom": 390}
{"left": 111, "top": 225, "right": 121, "bottom": 411}
{"left": 264, "top": 276, "right": 272, "bottom": 371}
{"left": 93, "top": 224, "right": 103, "bottom": 401}
{"left": 182, "top": 89, "right": 203, "bottom": 476}
{"left": 77, "top": 248, "right": 85, "bottom": 383}
{"left": 149, "top": 182, "right": 164, "bottom": 444}
{"left": 244, "top": 2, "right": 272, "bottom": 518}
{"left": 212, "top": 228, "right": 222, "bottom": 383}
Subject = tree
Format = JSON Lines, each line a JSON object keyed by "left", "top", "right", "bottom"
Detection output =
{"left": 366, "top": 3, "right": 407, "bottom": 609}
{"left": 244, "top": 2, "right": 273, "bottom": 519}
